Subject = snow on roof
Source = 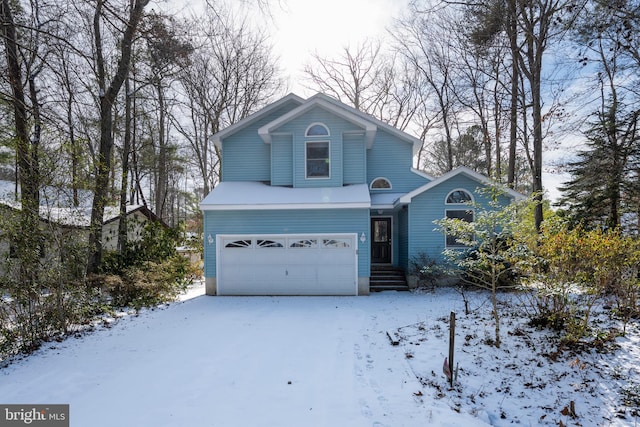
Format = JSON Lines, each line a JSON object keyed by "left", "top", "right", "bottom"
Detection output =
{"left": 370, "top": 193, "right": 405, "bottom": 209}
{"left": 200, "top": 182, "right": 371, "bottom": 210}
{"left": 0, "top": 200, "right": 147, "bottom": 228}
{"left": 0, "top": 180, "right": 155, "bottom": 227}
{"left": 0, "top": 179, "right": 94, "bottom": 208}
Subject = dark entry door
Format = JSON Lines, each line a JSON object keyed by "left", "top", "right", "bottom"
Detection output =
{"left": 371, "top": 218, "right": 391, "bottom": 263}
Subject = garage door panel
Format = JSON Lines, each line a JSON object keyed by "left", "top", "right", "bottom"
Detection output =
{"left": 217, "top": 234, "right": 357, "bottom": 296}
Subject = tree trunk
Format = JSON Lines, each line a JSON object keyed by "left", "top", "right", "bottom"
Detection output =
{"left": 117, "top": 76, "right": 133, "bottom": 254}
{"left": 507, "top": 0, "right": 519, "bottom": 189}
{"left": 155, "top": 80, "right": 168, "bottom": 220}
{"left": 87, "top": 0, "right": 150, "bottom": 274}
{"left": 1, "top": 0, "right": 41, "bottom": 286}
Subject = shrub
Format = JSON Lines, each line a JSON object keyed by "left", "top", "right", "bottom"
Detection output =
{"left": 96, "top": 258, "right": 189, "bottom": 309}
{"left": 435, "top": 187, "right": 533, "bottom": 348}
{"left": 99, "top": 221, "right": 191, "bottom": 309}
{"left": 522, "top": 218, "right": 640, "bottom": 342}
{"left": 408, "top": 253, "right": 450, "bottom": 287}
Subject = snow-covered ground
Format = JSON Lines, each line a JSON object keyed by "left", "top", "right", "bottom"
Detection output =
{"left": 0, "top": 285, "right": 638, "bottom": 426}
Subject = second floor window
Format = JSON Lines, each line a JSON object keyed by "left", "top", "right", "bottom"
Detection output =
{"left": 306, "top": 141, "right": 330, "bottom": 178}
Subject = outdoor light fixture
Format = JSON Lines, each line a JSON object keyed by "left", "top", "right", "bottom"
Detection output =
{"left": 207, "top": 234, "right": 214, "bottom": 245}
{"left": 360, "top": 232, "right": 366, "bottom": 243}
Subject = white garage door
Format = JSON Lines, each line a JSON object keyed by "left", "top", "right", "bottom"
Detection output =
{"left": 217, "top": 233, "right": 358, "bottom": 295}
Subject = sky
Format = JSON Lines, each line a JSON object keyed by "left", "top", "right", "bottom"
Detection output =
{"left": 267, "top": 0, "right": 409, "bottom": 95}
{"left": 166, "top": 0, "right": 569, "bottom": 200}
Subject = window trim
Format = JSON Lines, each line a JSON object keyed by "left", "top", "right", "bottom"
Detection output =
{"left": 445, "top": 188, "right": 474, "bottom": 204}
{"left": 305, "top": 122, "right": 330, "bottom": 137}
{"left": 369, "top": 177, "right": 392, "bottom": 190}
{"left": 444, "top": 208, "right": 474, "bottom": 248}
{"left": 305, "top": 140, "right": 331, "bottom": 179}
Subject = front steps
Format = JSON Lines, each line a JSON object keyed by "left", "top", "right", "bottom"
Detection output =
{"left": 370, "top": 266, "right": 409, "bottom": 292}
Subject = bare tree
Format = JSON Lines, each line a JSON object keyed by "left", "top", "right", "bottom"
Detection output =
{"left": 137, "top": 12, "right": 193, "bottom": 221}
{"left": 175, "top": 7, "right": 283, "bottom": 196}
{"left": 302, "top": 40, "right": 425, "bottom": 135}
{"left": 303, "top": 40, "right": 386, "bottom": 112}
{"left": 1, "top": 0, "right": 41, "bottom": 286}
{"left": 513, "top": 0, "right": 586, "bottom": 231}
{"left": 392, "top": 5, "right": 461, "bottom": 172}
{"left": 87, "top": 0, "right": 150, "bottom": 274}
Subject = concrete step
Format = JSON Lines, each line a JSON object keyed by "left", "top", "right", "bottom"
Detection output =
{"left": 370, "top": 267, "right": 408, "bottom": 292}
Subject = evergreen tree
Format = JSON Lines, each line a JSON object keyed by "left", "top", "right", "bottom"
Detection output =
{"left": 558, "top": 107, "right": 638, "bottom": 230}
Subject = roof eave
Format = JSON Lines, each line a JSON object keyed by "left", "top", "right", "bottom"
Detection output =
{"left": 258, "top": 97, "right": 377, "bottom": 144}
{"left": 200, "top": 202, "right": 371, "bottom": 211}
{"left": 400, "top": 166, "right": 526, "bottom": 203}
{"left": 211, "top": 93, "right": 305, "bottom": 148}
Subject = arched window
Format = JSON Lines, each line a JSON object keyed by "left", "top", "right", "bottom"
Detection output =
{"left": 305, "top": 123, "right": 330, "bottom": 137}
{"left": 446, "top": 189, "right": 473, "bottom": 204}
{"left": 370, "top": 177, "right": 392, "bottom": 190}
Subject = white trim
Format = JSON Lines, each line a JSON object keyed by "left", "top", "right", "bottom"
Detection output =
{"left": 305, "top": 140, "right": 331, "bottom": 179}
{"left": 399, "top": 166, "right": 525, "bottom": 204}
{"left": 369, "top": 177, "right": 392, "bottom": 190}
{"left": 308, "top": 93, "right": 423, "bottom": 154}
{"left": 370, "top": 204, "right": 396, "bottom": 210}
{"left": 200, "top": 182, "right": 371, "bottom": 210}
{"left": 445, "top": 188, "right": 475, "bottom": 204}
{"left": 201, "top": 202, "right": 371, "bottom": 211}
{"left": 258, "top": 97, "right": 377, "bottom": 147}
{"left": 305, "top": 122, "right": 330, "bottom": 137}
{"left": 210, "top": 93, "right": 304, "bottom": 148}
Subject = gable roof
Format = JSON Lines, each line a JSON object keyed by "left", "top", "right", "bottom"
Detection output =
{"left": 210, "top": 93, "right": 305, "bottom": 149}
{"left": 398, "top": 166, "right": 525, "bottom": 204}
{"left": 0, "top": 180, "right": 166, "bottom": 228}
{"left": 0, "top": 200, "right": 161, "bottom": 229}
{"left": 258, "top": 95, "right": 378, "bottom": 148}
{"left": 211, "top": 92, "right": 424, "bottom": 154}
{"left": 306, "top": 93, "right": 424, "bottom": 155}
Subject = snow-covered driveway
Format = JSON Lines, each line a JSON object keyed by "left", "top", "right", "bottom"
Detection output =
{"left": 0, "top": 292, "right": 484, "bottom": 426}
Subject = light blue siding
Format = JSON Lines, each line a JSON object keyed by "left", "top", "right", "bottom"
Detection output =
{"left": 407, "top": 174, "right": 512, "bottom": 264}
{"left": 203, "top": 208, "right": 370, "bottom": 277}
{"left": 367, "top": 129, "right": 430, "bottom": 193}
{"left": 207, "top": 94, "right": 517, "bottom": 286}
{"left": 343, "top": 134, "right": 366, "bottom": 184}
{"left": 274, "top": 107, "right": 362, "bottom": 188}
{"left": 221, "top": 103, "right": 299, "bottom": 181}
{"left": 271, "top": 134, "right": 293, "bottom": 185}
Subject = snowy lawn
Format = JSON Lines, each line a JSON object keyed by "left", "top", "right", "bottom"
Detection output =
{"left": 0, "top": 285, "right": 638, "bottom": 427}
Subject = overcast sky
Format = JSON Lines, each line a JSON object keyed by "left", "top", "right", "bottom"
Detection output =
{"left": 165, "top": 0, "right": 569, "bottom": 199}
{"left": 268, "top": 0, "right": 409, "bottom": 95}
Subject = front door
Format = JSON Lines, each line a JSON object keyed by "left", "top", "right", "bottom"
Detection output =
{"left": 371, "top": 218, "right": 392, "bottom": 264}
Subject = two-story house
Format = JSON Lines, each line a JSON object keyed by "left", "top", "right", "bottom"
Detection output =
{"left": 200, "top": 93, "right": 522, "bottom": 296}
